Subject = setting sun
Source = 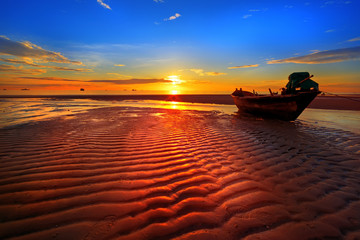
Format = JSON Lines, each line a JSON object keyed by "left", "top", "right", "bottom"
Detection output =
{"left": 166, "top": 75, "right": 182, "bottom": 95}
{"left": 167, "top": 75, "right": 181, "bottom": 85}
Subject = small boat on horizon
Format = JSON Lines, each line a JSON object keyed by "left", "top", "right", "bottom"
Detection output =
{"left": 231, "top": 72, "right": 321, "bottom": 121}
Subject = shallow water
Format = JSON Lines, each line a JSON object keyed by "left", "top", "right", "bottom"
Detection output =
{"left": 299, "top": 108, "right": 360, "bottom": 134}
{"left": 1, "top": 97, "right": 359, "bottom": 135}
{"left": 0, "top": 98, "right": 235, "bottom": 128}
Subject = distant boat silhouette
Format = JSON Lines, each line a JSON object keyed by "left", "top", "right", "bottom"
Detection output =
{"left": 80, "top": 88, "right": 85, "bottom": 91}
{"left": 21, "top": 88, "right": 30, "bottom": 91}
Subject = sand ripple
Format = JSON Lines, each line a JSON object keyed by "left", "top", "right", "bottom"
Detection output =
{"left": 1, "top": 107, "right": 360, "bottom": 240}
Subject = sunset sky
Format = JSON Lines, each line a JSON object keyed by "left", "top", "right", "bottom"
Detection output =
{"left": 1, "top": 0, "right": 359, "bottom": 94}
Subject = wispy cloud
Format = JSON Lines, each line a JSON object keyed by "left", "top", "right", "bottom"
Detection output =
{"left": 88, "top": 79, "right": 171, "bottom": 84}
{"left": 19, "top": 76, "right": 76, "bottom": 82}
{"left": 190, "top": 68, "right": 205, "bottom": 76}
{"left": 267, "top": 46, "right": 360, "bottom": 64}
{"left": 153, "top": 0, "right": 164, "bottom": 2}
{"left": 0, "top": 64, "right": 46, "bottom": 75}
{"left": 0, "top": 57, "right": 91, "bottom": 72}
{"left": 242, "top": 8, "right": 267, "bottom": 20}
{"left": 321, "top": 0, "right": 352, "bottom": 7}
{"left": 114, "top": 64, "right": 125, "bottom": 67}
{"left": 107, "top": 73, "right": 132, "bottom": 78}
{"left": 50, "top": 66, "right": 92, "bottom": 72}
{"left": 325, "top": 29, "right": 335, "bottom": 33}
{"left": 97, "top": 0, "right": 111, "bottom": 10}
{"left": 0, "top": 36, "right": 82, "bottom": 64}
{"left": 206, "top": 72, "right": 227, "bottom": 76}
{"left": 228, "top": 64, "right": 259, "bottom": 69}
{"left": 348, "top": 37, "right": 360, "bottom": 42}
{"left": 189, "top": 68, "right": 226, "bottom": 76}
{"left": 0, "top": 57, "right": 40, "bottom": 67}
{"left": 165, "top": 13, "right": 181, "bottom": 21}
{"left": 20, "top": 76, "right": 171, "bottom": 85}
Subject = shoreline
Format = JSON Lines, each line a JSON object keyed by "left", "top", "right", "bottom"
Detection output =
{"left": 1, "top": 94, "right": 360, "bottom": 111}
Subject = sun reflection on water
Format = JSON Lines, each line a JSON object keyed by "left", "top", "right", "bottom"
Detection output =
{"left": 0, "top": 98, "right": 236, "bottom": 128}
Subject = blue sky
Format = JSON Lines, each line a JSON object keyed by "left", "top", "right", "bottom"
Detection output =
{"left": 0, "top": 0, "right": 359, "bottom": 94}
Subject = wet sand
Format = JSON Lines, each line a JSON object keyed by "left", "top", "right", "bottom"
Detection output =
{"left": 0, "top": 106, "right": 359, "bottom": 240}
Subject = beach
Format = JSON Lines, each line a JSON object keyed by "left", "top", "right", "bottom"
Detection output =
{"left": 0, "top": 96, "right": 360, "bottom": 240}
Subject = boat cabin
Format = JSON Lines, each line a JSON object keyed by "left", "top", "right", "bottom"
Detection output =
{"left": 232, "top": 72, "right": 319, "bottom": 97}
{"left": 285, "top": 72, "right": 318, "bottom": 94}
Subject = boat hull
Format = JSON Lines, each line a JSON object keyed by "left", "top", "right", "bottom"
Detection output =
{"left": 231, "top": 91, "right": 320, "bottom": 121}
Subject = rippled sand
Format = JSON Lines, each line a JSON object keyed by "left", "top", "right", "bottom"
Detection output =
{"left": 1, "top": 107, "right": 360, "bottom": 240}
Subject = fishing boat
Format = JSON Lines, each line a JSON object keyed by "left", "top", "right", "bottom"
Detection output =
{"left": 231, "top": 72, "right": 321, "bottom": 121}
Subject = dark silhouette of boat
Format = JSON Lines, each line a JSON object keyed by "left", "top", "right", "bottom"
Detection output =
{"left": 231, "top": 72, "right": 321, "bottom": 121}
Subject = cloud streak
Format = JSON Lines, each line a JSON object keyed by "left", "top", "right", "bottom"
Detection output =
{"left": 0, "top": 64, "right": 46, "bottom": 75}
{"left": 165, "top": 13, "right": 181, "bottom": 21}
{"left": 0, "top": 57, "right": 91, "bottom": 72}
{"left": 19, "top": 77, "right": 171, "bottom": 85}
{"left": 348, "top": 37, "right": 360, "bottom": 42}
{"left": 190, "top": 68, "right": 205, "bottom": 76}
{"left": 228, "top": 64, "right": 259, "bottom": 69}
{"left": 0, "top": 36, "right": 82, "bottom": 64}
{"left": 189, "top": 68, "right": 226, "bottom": 76}
{"left": 267, "top": 46, "right": 360, "bottom": 64}
{"left": 206, "top": 72, "right": 227, "bottom": 76}
{"left": 97, "top": 0, "right": 111, "bottom": 10}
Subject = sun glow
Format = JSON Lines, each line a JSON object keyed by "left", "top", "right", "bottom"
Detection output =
{"left": 167, "top": 75, "right": 181, "bottom": 85}
{"left": 167, "top": 75, "right": 182, "bottom": 95}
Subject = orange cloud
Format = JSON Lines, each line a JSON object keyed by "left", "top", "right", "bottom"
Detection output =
{"left": 190, "top": 68, "right": 205, "bottom": 76}
{"left": 0, "top": 64, "right": 46, "bottom": 75}
{"left": 205, "top": 72, "right": 227, "bottom": 76}
{"left": 19, "top": 76, "right": 171, "bottom": 85}
{"left": 50, "top": 66, "right": 92, "bottom": 72}
{"left": 228, "top": 64, "right": 259, "bottom": 69}
{"left": 189, "top": 68, "right": 226, "bottom": 76}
